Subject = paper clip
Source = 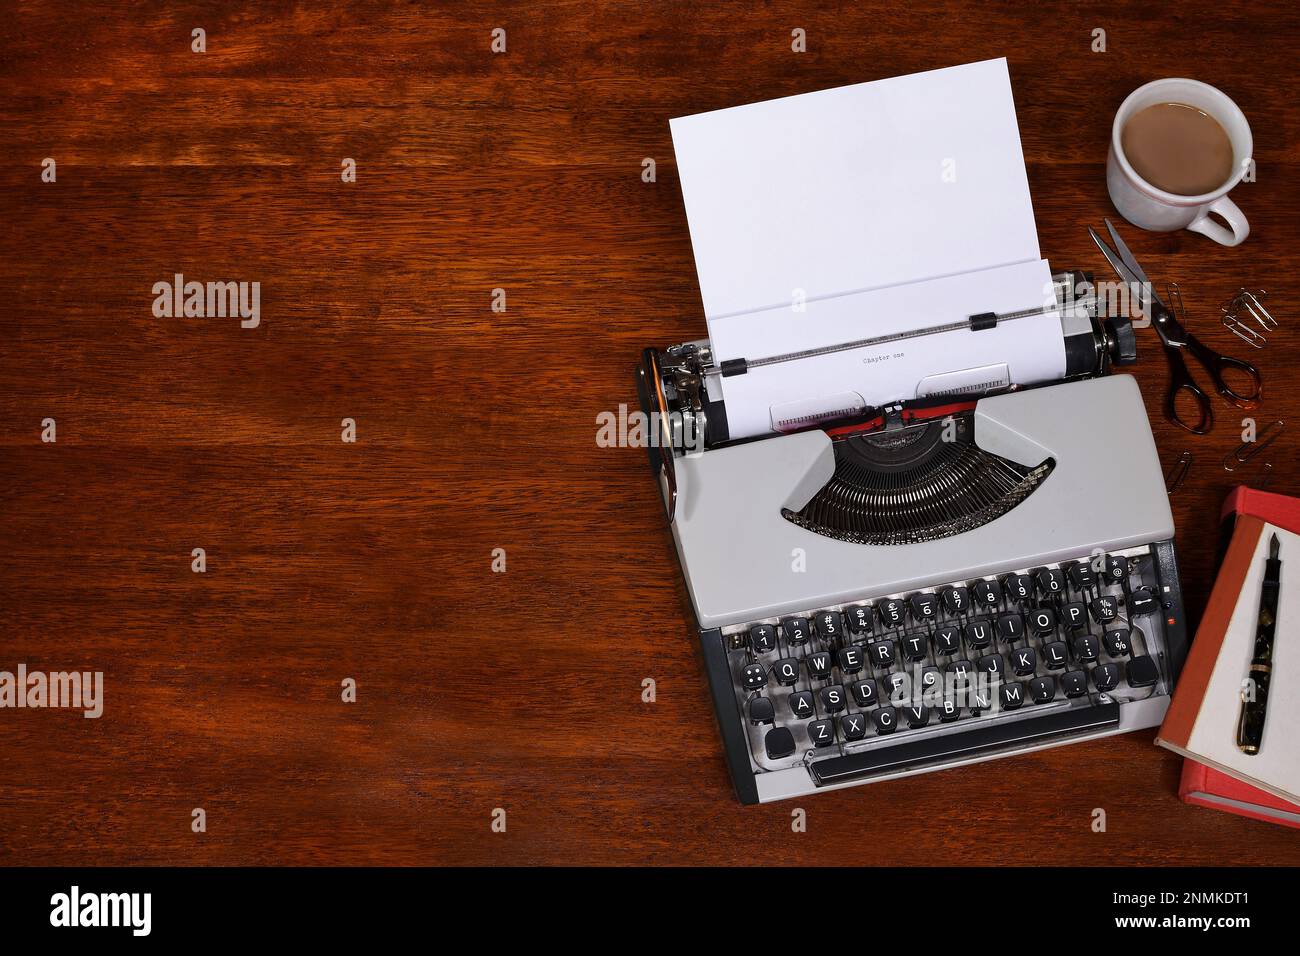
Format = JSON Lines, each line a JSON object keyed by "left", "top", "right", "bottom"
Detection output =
{"left": 1165, "top": 281, "right": 1187, "bottom": 323}
{"left": 1221, "top": 289, "right": 1278, "bottom": 350}
{"left": 1222, "top": 420, "right": 1285, "bottom": 472}
{"left": 1165, "top": 451, "right": 1192, "bottom": 494}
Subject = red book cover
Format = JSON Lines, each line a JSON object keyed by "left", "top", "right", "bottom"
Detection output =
{"left": 1177, "top": 485, "right": 1300, "bottom": 826}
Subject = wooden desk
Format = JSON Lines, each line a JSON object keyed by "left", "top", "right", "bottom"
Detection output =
{"left": 2, "top": 1, "right": 1297, "bottom": 865}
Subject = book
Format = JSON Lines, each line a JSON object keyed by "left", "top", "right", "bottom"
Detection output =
{"left": 1179, "top": 759, "right": 1300, "bottom": 829}
{"left": 1158, "top": 490, "right": 1300, "bottom": 817}
{"left": 1174, "top": 487, "right": 1300, "bottom": 828}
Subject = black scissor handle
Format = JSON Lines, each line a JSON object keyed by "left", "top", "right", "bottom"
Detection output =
{"left": 1184, "top": 334, "right": 1262, "bottom": 409}
{"left": 1163, "top": 346, "right": 1213, "bottom": 435}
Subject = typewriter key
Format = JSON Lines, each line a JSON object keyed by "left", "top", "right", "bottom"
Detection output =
{"left": 748, "top": 697, "right": 775, "bottom": 725}
{"left": 765, "top": 727, "right": 796, "bottom": 760}
{"left": 1092, "top": 663, "right": 1121, "bottom": 693}
{"left": 840, "top": 712, "right": 867, "bottom": 741}
{"left": 1061, "top": 671, "right": 1089, "bottom": 698}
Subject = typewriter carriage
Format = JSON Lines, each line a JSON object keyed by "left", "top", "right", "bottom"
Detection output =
{"left": 638, "top": 270, "right": 1138, "bottom": 526}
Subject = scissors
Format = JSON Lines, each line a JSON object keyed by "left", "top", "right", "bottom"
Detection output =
{"left": 1089, "top": 218, "right": 1261, "bottom": 434}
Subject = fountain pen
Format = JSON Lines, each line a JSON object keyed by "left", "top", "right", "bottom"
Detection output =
{"left": 1237, "top": 534, "right": 1283, "bottom": 755}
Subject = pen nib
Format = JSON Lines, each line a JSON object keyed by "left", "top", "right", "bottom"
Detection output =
{"left": 1271, "top": 533, "right": 1281, "bottom": 558}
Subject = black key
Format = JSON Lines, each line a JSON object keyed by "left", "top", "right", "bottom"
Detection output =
{"left": 742, "top": 662, "right": 767, "bottom": 690}
{"left": 782, "top": 617, "right": 811, "bottom": 645}
{"left": 819, "top": 685, "right": 847, "bottom": 714}
{"left": 883, "top": 671, "right": 909, "bottom": 703}
{"left": 997, "top": 613, "right": 1024, "bottom": 644}
{"left": 933, "top": 626, "right": 962, "bottom": 656}
{"left": 749, "top": 623, "right": 778, "bottom": 653}
{"left": 773, "top": 658, "right": 801, "bottom": 686}
{"left": 920, "top": 666, "right": 943, "bottom": 701}
{"left": 869, "top": 639, "right": 896, "bottom": 669}
{"left": 1103, "top": 627, "right": 1133, "bottom": 658}
{"left": 1036, "top": 567, "right": 1066, "bottom": 597}
{"left": 1029, "top": 676, "right": 1056, "bottom": 704}
{"left": 1105, "top": 553, "right": 1130, "bottom": 586}
{"left": 789, "top": 691, "right": 815, "bottom": 718}
{"left": 1029, "top": 607, "right": 1057, "bottom": 637}
{"left": 1060, "top": 602, "right": 1089, "bottom": 631}
{"left": 901, "top": 632, "right": 929, "bottom": 661}
{"left": 808, "top": 718, "right": 836, "bottom": 748}
{"left": 806, "top": 651, "right": 834, "bottom": 680}
{"left": 849, "top": 679, "right": 879, "bottom": 708}
{"left": 909, "top": 592, "right": 938, "bottom": 621}
{"left": 840, "top": 712, "right": 868, "bottom": 741}
{"left": 878, "top": 598, "right": 906, "bottom": 628}
{"left": 837, "top": 645, "right": 865, "bottom": 674}
{"left": 1042, "top": 641, "right": 1068, "bottom": 671}
{"left": 749, "top": 696, "right": 775, "bottom": 725}
{"left": 1127, "top": 655, "right": 1159, "bottom": 688}
{"left": 1005, "top": 573, "right": 1035, "bottom": 603}
{"left": 899, "top": 704, "right": 926, "bottom": 729}
{"left": 971, "top": 579, "right": 1002, "bottom": 609}
{"left": 1090, "top": 595, "right": 1120, "bottom": 624}
{"left": 1061, "top": 670, "right": 1089, "bottom": 698}
{"left": 1000, "top": 681, "right": 1025, "bottom": 710}
{"left": 765, "top": 726, "right": 796, "bottom": 759}
{"left": 844, "top": 604, "right": 874, "bottom": 636}
{"left": 1067, "top": 560, "right": 1097, "bottom": 591}
{"left": 872, "top": 706, "right": 899, "bottom": 735}
{"left": 1092, "top": 663, "right": 1121, "bottom": 692}
{"left": 977, "top": 654, "right": 1004, "bottom": 678}
{"left": 940, "top": 586, "right": 970, "bottom": 615}
{"left": 1128, "top": 587, "right": 1158, "bottom": 617}
{"left": 947, "top": 659, "right": 973, "bottom": 685}
{"left": 963, "top": 619, "right": 993, "bottom": 650}
{"left": 938, "top": 697, "right": 962, "bottom": 722}
{"left": 814, "top": 611, "right": 843, "bottom": 642}
{"left": 969, "top": 684, "right": 994, "bottom": 714}
{"left": 1072, "top": 634, "right": 1100, "bottom": 664}
{"left": 1010, "top": 645, "right": 1037, "bottom": 676}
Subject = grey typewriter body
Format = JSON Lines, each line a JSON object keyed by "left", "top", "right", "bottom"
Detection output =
{"left": 637, "top": 275, "right": 1189, "bottom": 804}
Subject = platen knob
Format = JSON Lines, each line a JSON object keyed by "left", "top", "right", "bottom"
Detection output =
{"left": 1104, "top": 313, "right": 1138, "bottom": 366}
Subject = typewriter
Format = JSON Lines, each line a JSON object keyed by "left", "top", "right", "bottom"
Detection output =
{"left": 640, "top": 62, "right": 1189, "bottom": 804}
{"left": 637, "top": 279, "right": 1189, "bottom": 803}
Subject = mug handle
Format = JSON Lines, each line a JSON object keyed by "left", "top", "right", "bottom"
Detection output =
{"left": 1187, "top": 195, "right": 1249, "bottom": 246}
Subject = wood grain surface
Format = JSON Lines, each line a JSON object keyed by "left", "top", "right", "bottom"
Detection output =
{"left": 2, "top": 1, "right": 1298, "bottom": 865}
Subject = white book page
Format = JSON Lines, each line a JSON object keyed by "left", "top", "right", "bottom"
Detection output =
{"left": 1186, "top": 523, "right": 1300, "bottom": 804}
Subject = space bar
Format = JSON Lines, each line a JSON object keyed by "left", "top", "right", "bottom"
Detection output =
{"left": 810, "top": 702, "right": 1120, "bottom": 786}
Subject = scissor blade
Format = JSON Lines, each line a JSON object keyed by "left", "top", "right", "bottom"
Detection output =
{"left": 1104, "top": 218, "right": 1153, "bottom": 286}
{"left": 1088, "top": 225, "right": 1144, "bottom": 289}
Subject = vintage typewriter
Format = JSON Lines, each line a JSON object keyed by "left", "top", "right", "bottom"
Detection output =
{"left": 641, "top": 61, "right": 1190, "bottom": 803}
{"left": 637, "top": 275, "right": 1189, "bottom": 804}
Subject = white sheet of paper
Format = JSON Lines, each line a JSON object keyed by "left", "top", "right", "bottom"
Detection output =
{"left": 712, "top": 259, "right": 1064, "bottom": 438}
{"left": 670, "top": 58, "right": 1042, "bottom": 323}
{"left": 670, "top": 58, "right": 1061, "bottom": 439}
{"left": 1186, "top": 524, "right": 1300, "bottom": 804}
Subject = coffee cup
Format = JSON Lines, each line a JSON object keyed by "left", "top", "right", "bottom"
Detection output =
{"left": 1107, "top": 78, "right": 1253, "bottom": 246}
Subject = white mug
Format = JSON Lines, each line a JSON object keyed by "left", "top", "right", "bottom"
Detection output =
{"left": 1107, "top": 78, "right": 1253, "bottom": 246}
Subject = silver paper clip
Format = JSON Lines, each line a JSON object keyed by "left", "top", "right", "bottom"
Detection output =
{"left": 1223, "top": 419, "right": 1285, "bottom": 472}
{"left": 1221, "top": 289, "right": 1277, "bottom": 349}
{"left": 1165, "top": 450, "right": 1192, "bottom": 494}
{"left": 1165, "top": 281, "right": 1187, "bottom": 323}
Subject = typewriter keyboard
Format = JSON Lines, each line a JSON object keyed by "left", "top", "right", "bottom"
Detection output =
{"left": 723, "top": 546, "right": 1174, "bottom": 782}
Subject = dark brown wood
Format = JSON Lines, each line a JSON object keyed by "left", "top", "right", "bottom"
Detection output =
{"left": 2, "top": 1, "right": 1298, "bottom": 865}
